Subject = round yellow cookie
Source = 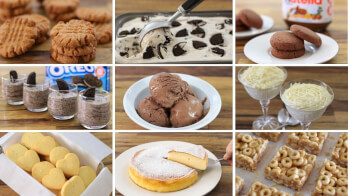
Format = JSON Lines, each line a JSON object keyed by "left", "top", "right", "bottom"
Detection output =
{"left": 17, "top": 150, "right": 40, "bottom": 172}
{"left": 50, "top": 146, "right": 70, "bottom": 166}
{"left": 42, "top": 168, "right": 66, "bottom": 190}
{"left": 33, "top": 136, "right": 58, "bottom": 156}
{"left": 61, "top": 176, "right": 86, "bottom": 196}
{"left": 21, "top": 132, "right": 45, "bottom": 149}
{"left": 5, "top": 143, "right": 28, "bottom": 164}
{"left": 56, "top": 153, "right": 80, "bottom": 177}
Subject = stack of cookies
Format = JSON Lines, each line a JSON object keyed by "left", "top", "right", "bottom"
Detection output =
{"left": 76, "top": 8, "right": 112, "bottom": 44}
{"left": 43, "top": 0, "right": 79, "bottom": 22}
{"left": 236, "top": 9, "right": 263, "bottom": 32}
{"left": 0, "top": 0, "right": 32, "bottom": 22}
{"left": 270, "top": 24, "right": 322, "bottom": 59}
{"left": 50, "top": 20, "right": 97, "bottom": 64}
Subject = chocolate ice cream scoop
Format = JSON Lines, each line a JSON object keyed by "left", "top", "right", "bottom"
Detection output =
{"left": 170, "top": 94, "right": 203, "bottom": 127}
{"left": 149, "top": 72, "right": 189, "bottom": 108}
{"left": 137, "top": 97, "right": 170, "bottom": 127}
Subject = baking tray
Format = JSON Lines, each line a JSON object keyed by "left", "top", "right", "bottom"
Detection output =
{"left": 235, "top": 132, "right": 343, "bottom": 195}
{"left": 115, "top": 10, "right": 233, "bottom": 64}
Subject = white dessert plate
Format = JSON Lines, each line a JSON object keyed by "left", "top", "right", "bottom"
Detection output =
{"left": 115, "top": 141, "right": 222, "bottom": 196}
{"left": 244, "top": 32, "right": 339, "bottom": 64}
{"left": 123, "top": 73, "right": 222, "bottom": 130}
{"left": 236, "top": 15, "right": 274, "bottom": 39}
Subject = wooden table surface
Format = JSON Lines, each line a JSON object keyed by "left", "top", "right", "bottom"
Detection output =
{"left": 0, "top": 66, "right": 113, "bottom": 130}
{"left": 0, "top": 0, "right": 112, "bottom": 64}
{"left": 115, "top": 0, "right": 232, "bottom": 16}
{"left": 235, "top": 0, "right": 348, "bottom": 64}
{"left": 236, "top": 66, "right": 348, "bottom": 130}
{"left": 115, "top": 132, "right": 232, "bottom": 196}
{"left": 0, "top": 132, "right": 113, "bottom": 196}
{"left": 115, "top": 66, "right": 233, "bottom": 130}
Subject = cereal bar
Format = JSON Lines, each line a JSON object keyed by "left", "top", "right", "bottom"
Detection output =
{"left": 246, "top": 181, "right": 291, "bottom": 196}
{"left": 236, "top": 176, "right": 244, "bottom": 195}
{"left": 253, "top": 132, "right": 281, "bottom": 142}
{"left": 286, "top": 132, "right": 328, "bottom": 155}
{"left": 331, "top": 133, "right": 348, "bottom": 168}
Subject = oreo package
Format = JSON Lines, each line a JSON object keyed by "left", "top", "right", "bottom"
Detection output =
{"left": 46, "top": 66, "right": 111, "bottom": 91}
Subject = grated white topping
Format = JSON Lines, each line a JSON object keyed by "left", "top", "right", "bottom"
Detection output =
{"left": 131, "top": 144, "right": 206, "bottom": 180}
{"left": 240, "top": 66, "right": 286, "bottom": 89}
{"left": 282, "top": 83, "right": 333, "bottom": 111}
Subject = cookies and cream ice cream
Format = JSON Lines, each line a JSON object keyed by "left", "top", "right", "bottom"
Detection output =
{"left": 281, "top": 83, "right": 333, "bottom": 111}
{"left": 137, "top": 72, "right": 205, "bottom": 128}
{"left": 116, "top": 15, "right": 232, "bottom": 63}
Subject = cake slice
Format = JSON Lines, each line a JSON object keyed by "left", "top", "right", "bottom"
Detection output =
{"left": 168, "top": 146, "right": 208, "bottom": 170}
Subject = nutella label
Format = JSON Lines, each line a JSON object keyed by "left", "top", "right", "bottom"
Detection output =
{"left": 282, "top": 0, "right": 333, "bottom": 23}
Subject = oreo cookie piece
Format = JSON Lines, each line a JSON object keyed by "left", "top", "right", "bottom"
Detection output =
{"left": 56, "top": 79, "right": 69, "bottom": 92}
{"left": 84, "top": 74, "right": 102, "bottom": 88}
{"left": 158, "top": 44, "right": 168, "bottom": 59}
{"left": 173, "top": 42, "right": 187, "bottom": 56}
{"left": 71, "top": 76, "right": 85, "bottom": 86}
{"left": 211, "top": 47, "right": 225, "bottom": 57}
{"left": 210, "top": 33, "right": 224, "bottom": 46}
{"left": 10, "top": 70, "right": 18, "bottom": 83}
{"left": 129, "top": 28, "right": 138, "bottom": 34}
{"left": 27, "top": 72, "right": 36, "bottom": 85}
{"left": 192, "top": 41, "right": 207, "bottom": 49}
{"left": 83, "top": 88, "right": 95, "bottom": 99}
{"left": 171, "top": 21, "right": 181, "bottom": 27}
{"left": 143, "top": 46, "right": 155, "bottom": 59}
{"left": 175, "top": 29, "right": 188, "bottom": 37}
{"left": 141, "top": 16, "right": 149, "bottom": 22}
{"left": 191, "top": 27, "right": 205, "bottom": 38}
{"left": 187, "top": 20, "right": 206, "bottom": 26}
{"left": 224, "top": 19, "right": 232, "bottom": 25}
{"left": 215, "top": 23, "right": 225, "bottom": 30}
{"left": 118, "top": 30, "right": 129, "bottom": 37}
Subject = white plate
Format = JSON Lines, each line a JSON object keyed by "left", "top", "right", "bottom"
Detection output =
{"left": 236, "top": 15, "right": 274, "bottom": 39}
{"left": 244, "top": 32, "right": 339, "bottom": 64}
{"left": 115, "top": 141, "right": 222, "bottom": 196}
{"left": 123, "top": 73, "right": 222, "bottom": 130}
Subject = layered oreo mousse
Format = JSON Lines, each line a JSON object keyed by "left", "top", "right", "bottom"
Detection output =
{"left": 2, "top": 70, "right": 26, "bottom": 105}
{"left": 116, "top": 15, "right": 232, "bottom": 63}
{"left": 23, "top": 72, "right": 49, "bottom": 112}
{"left": 48, "top": 79, "right": 78, "bottom": 120}
{"left": 77, "top": 88, "right": 110, "bottom": 129}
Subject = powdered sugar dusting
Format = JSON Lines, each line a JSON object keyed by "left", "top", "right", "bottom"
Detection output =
{"left": 131, "top": 144, "right": 206, "bottom": 180}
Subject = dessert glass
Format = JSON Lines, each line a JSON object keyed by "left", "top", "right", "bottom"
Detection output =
{"left": 280, "top": 79, "right": 334, "bottom": 130}
{"left": 77, "top": 89, "right": 110, "bottom": 129}
{"left": 23, "top": 79, "right": 49, "bottom": 112}
{"left": 238, "top": 66, "right": 287, "bottom": 130}
{"left": 2, "top": 73, "right": 26, "bottom": 105}
{"left": 48, "top": 83, "right": 78, "bottom": 120}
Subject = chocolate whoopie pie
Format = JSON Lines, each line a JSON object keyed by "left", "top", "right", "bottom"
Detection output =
{"left": 239, "top": 9, "right": 263, "bottom": 29}
{"left": 290, "top": 24, "right": 322, "bottom": 47}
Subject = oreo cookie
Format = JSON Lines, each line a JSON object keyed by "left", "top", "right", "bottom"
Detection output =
{"left": 224, "top": 19, "right": 232, "bottom": 25}
{"left": 192, "top": 41, "right": 207, "bottom": 50}
{"left": 175, "top": 29, "right": 188, "bottom": 37}
{"left": 141, "top": 16, "right": 149, "bottom": 22}
{"left": 210, "top": 33, "right": 224, "bottom": 46}
{"left": 83, "top": 88, "right": 96, "bottom": 99}
{"left": 10, "top": 70, "right": 18, "bottom": 83}
{"left": 187, "top": 20, "right": 206, "bottom": 26}
{"left": 172, "top": 42, "right": 187, "bottom": 56}
{"left": 143, "top": 46, "right": 155, "bottom": 59}
{"left": 211, "top": 47, "right": 225, "bottom": 57}
{"left": 118, "top": 30, "right": 129, "bottom": 37}
{"left": 84, "top": 74, "right": 102, "bottom": 88}
{"left": 71, "top": 76, "right": 85, "bottom": 87}
{"left": 171, "top": 21, "right": 181, "bottom": 27}
{"left": 56, "top": 79, "right": 69, "bottom": 92}
{"left": 27, "top": 72, "right": 36, "bottom": 85}
{"left": 191, "top": 27, "right": 205, "bottom": 38}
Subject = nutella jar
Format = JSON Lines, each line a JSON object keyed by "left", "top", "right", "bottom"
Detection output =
{"left": 282, "top": 0, "right": 333, "bottom": 32}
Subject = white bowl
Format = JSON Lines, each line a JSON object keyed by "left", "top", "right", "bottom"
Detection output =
{"left": 123, "top": 73, "right": 222, "bottom": 130}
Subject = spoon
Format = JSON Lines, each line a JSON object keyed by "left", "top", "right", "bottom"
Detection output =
{"left": 276, "top": 109, "right": 300, "bottom": 130}
{"left": 138, "top": 0, "right": 204, "bottom": 44}
{"left": 278, "top": 108, "right": 289, "bottom": 130}
{"left": 215, "top": 158, "right": 224, "bottom": 163}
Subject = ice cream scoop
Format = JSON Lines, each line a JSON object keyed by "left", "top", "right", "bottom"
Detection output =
{"left": 137, "top": 97, "right": 171, "bottom": 127}
{"left": 170, "top": 94, "right": 203, "bottom": 127}
{"left": 138, "top": 0, "right": 204, "bottom": 45}
{"left": 149, "top": 72, "right": 190, "bottom": 108}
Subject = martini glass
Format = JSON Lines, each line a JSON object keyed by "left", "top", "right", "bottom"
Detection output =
{"left": 238, "top": 67, "right": 287, "bottom": 130}
{"left": 280, "top": 79, "right": 334, "bottom": 130}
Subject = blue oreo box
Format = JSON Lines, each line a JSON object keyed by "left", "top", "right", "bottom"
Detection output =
{"left": 46, "top": 66, "right": 111, "bottom": 92}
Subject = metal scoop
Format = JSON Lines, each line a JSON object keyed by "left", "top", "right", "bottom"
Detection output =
{"left": 138, "top": 0, "right": 204, "bottom": 44}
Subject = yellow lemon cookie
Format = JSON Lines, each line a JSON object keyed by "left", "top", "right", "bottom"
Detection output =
{"left": 21, "top": 132, "right": 45, "bottom": 149}
{"left": 17, "top": 150, "right": 40, "bottom": 172}
{"left": 61, "top": 176, "right": 86, "bottom": 196}
{"left": 5, "top": 143, "right": 28, "bottom": 164}
{"left": 50, "top": 146, "right": 70, "bottom": 166}
{"left": 42, "top": 168, "right": 66, "bottom": 190}
{"left": 33, "top": 136, "right": 58, "bottom": 156}
{"left": 78, "top": 166, "right": 96, "bottom": 187}
{"left": 56, "top": 153, "right": 80, "bottom": 177}
{"left": 32, "top": 161, "right": 55, "bottom": 183}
